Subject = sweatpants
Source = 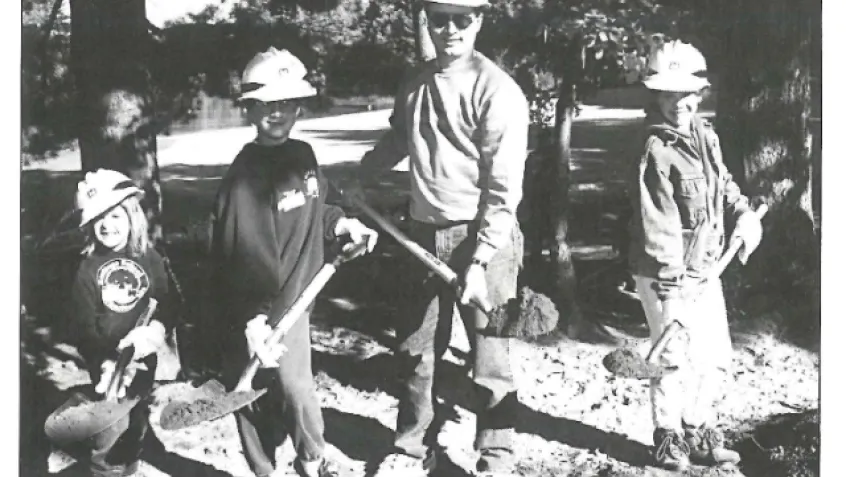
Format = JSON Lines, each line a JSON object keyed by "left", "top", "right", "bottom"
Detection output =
{"left": 221, "top": 311, "right": 325, "bottom": 477}
{"left": 634, "top": 275, "right": 733, "bottom": 432}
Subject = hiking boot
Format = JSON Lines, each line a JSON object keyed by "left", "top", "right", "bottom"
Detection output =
{"left": 475, "top": 449, "right": 514, "bottom": 477}
{"left": 369, "top": 450, "right": 437, "bottom": 477}
{"left": 294, "top": 456, "right": 351, "bottom": 477}
{"left": 653, "top": 428, "right": 691, "bottom": 471}
{"left": 683, "top": 424, "right": 741, "bottom": 466}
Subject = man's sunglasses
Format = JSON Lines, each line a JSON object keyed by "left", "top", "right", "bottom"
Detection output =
{"left": 427, "top": 11, "right": 478, "bottom": 30}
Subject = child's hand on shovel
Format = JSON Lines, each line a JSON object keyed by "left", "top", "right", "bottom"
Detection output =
{"left": 117, "top": 320, "right": 167, "bottom": 361}
{"left": 334, "top": 217, "right": 379, "bottom": 254}
{"left": 95, "top": 359, "right": 148, "bottom": 399}
{"left": 245, "top": 314, "right": 288, "bottom": 368}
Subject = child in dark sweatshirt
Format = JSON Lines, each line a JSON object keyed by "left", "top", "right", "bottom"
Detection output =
{"left": 65, "top": 168, "right": 176, "bottom": 476}
{"left": 209, "top": 47, "right": 377, "bottom": 477}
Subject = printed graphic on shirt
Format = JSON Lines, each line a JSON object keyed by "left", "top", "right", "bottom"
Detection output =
{"left": 304, "top": 170, "right": 319, "bottom": 198}
{"left": 96, "top": 258, "right": 150, "bottom": 313}
{"left": 277, "top": 189, "right": 307, "bottom": 211}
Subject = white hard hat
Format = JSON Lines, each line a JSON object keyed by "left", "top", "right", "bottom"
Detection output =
{"left": 239, "top": 47, "right": 317, "bottom": 102}
{"left": 423, "top": 0, "right": 488, "bottom": 7}
{"left": 76, "top": 169, "right": 143, "bottom": 227}
{"left": 643, "top": 40, "right": 710, "bottom": 93}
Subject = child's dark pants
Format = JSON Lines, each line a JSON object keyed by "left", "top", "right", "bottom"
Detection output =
{"left": 61, "top": 366, "right": 154, "bottom": 477}
{"left": 221, "top": 311, "right": 325, "bottom": 477}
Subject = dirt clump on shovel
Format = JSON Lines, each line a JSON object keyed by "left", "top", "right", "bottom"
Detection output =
{"left": 602, "top": 347, "right": 670, "bottom": 379}
{"left": 160, "top": 392, "right": 258, "bottom": 430}
{"left": 485, "top": 286, "right": 559, "bottom": 338}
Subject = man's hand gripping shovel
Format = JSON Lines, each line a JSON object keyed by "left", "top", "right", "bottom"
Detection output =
{"left": 603, "top": 204, "right": 768, "bottom": 379}
{"left": 338, "top": 185, "right": 558, "bottom": 338}
{"left": 158, "top": 242, "right": 368, "bottom": 431}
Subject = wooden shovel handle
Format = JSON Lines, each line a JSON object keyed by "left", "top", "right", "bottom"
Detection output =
{"left": 644, "top": 204, "right": 768, "bottom": 365}
{"left": 234, "top": 243, "right": 367, "bottom": 391}
{"left": 106, "top": 298, "right": 158, "bottom": 400}
{"left": 337, "top": 186, "right": 497, "bottom": 323}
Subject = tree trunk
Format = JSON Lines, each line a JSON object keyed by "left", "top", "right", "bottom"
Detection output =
{"left": 714, "top": 0, "right": 820, "bottom": 328}
{"left": 69, "top": 0, "right": 163, "bottom": 242}
{"left": 413, "top": 5, "right": 437, "bottom": 62}
{"left": 552, "top": 79, "right": 585, "bottom": 337}
{"left": 69, "top": 0, "right": 179, "bottom": 379}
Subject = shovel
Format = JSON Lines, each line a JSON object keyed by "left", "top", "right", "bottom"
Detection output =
{"left": 158, "top": 242, "right": 368, "bottom": 431}
{"left": 44, "top": 298, "right": 158, "bottom": 446}
{"left": 337, "top": 186, "right": 558, "bottom": 338}
{"left": 603, "top": 204, "right": 768, "bottom": 379}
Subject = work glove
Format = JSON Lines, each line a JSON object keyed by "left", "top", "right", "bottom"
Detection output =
{"left": 245, "top": 314, "right": 287, "bottom": 368}
{"left": 459, "top": 261, "right": 491, "bottom": 310}
{"left": 95, "top": 359, "right": 148, "bottom": 399}
{"left": 333, "top": 217, "right": 379, "bottom": 254}
{"left": 117, "top": 320, "right": 166, "bottom": 361}
{"left": 731, "top": 211, "right": 763, "bottom": 265}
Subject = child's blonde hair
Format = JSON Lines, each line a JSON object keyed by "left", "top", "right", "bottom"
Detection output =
{"left": 82, "top": 194, "right": 151, "bottom": 258}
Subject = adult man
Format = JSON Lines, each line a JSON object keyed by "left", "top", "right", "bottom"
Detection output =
{"left": 355, "top": 1, "right": 530, "bottom": 476}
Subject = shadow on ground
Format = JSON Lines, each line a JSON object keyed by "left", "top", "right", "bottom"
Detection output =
{"left": 515, "top": 402, "right": 653, "bottom": 468}
{"left": 322, "top": 408, "right": 394, "bottom": 463}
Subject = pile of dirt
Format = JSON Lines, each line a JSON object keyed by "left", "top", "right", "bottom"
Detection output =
{"left": 733, "top": 410, "right": 820, "bottom": 477}
{"left": 486, "top": 286, "right": 560, "bottom": 338}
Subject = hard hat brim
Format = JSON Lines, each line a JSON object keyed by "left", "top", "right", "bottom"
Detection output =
{"left": 79, "top": 187, "right": 144, "bottom": 227}
{"left": 423, "top": 0, "right": 489, "bottom": 7}
{"left": 643, "top": 73, "right": 710, "bottom": 93}
{"left": 238, "top": 79, "right": 317, "bottom": 103}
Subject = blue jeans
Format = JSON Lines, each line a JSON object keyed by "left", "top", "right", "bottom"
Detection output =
{"left": 393, "top": 219, "right": 523, "bottom": 471}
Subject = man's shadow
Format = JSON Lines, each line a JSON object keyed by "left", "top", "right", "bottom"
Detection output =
{"left": 313, "top": 349, "right": 652, "bottom": 469}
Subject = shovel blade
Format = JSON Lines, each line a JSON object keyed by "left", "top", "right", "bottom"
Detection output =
{"left": 602, "top": 347, "right": 677, "bottom": 379}
{"left": 159, "top": 379, "right": 267, "bottom": 431}
{"left": 45, "top": 391, "right": 142, "bottom": 446}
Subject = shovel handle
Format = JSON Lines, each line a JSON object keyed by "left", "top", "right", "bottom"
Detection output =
{"left": 338, "top": 186, "right": 498, "bottom": 324}
{"left": 106, "top": 298, "right": 158, "bottom": 400}
{"left": 645, "top": 320, "right": 682, "bottom": 364}
{"left": 233, "top": 243, "right": 367, "bottom": 391}
{"left": 644, "top": 205, "right": 768, "bottom": 365}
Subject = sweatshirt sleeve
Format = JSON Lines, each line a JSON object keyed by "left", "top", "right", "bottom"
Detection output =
{"left": 359, "top": 89, "right": 410, "bottom": 186}
{"left": 211, "top": 174, "right": 281, "bottom": 322}
{"left": 148, "top": 251, "right": 178, "bottom": 334}
{"left": 474, "top": 80, "right": 530, "bottom": 263}
{"left": 635, "top": 141, "right": 685, "bottom": 300}
{"left": 320, "top": 170, "right": 345, "bottom": 241}
{"left": 70, "top": 267, "right": 109, "bottom": 365}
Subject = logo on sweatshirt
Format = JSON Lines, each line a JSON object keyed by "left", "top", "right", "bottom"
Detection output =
{"left": 97, "top": 258, "right": 150, "bottom": 313}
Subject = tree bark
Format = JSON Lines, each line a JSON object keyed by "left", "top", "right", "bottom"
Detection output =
{"left": 69, "top": 0, "right": 179, "bottom": 379}
{"left": 714, "top": 0, "right": 820, "bottom": 323}
{"left": 413, "top": 5, "right": 437, "bottom": 63}
{"left": 69, "top": 0, "right": 163, "bottom": 242}
{"left": 552, "top": 80, "right": 586, "bottom": 337}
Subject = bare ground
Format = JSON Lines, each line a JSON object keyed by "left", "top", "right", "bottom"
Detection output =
{"left": 20, "top": 109, "right": 819, "bottom": 477}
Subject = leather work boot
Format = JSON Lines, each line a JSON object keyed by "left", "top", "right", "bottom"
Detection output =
{"left": 653, "top": 428, "right": 691, "bottom": 471}
{"left": 683, "top": 424, "right": 741, "bottom": 466}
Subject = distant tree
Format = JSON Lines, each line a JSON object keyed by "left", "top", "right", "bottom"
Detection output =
{"left": 481, "top": 0, "right": 689, "bottom": 337}
{"left": 710, "top": 0, "right": 821, "bottom": 330}
{"left": 68, "top": 0, "right": 164, "bottom": 241}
